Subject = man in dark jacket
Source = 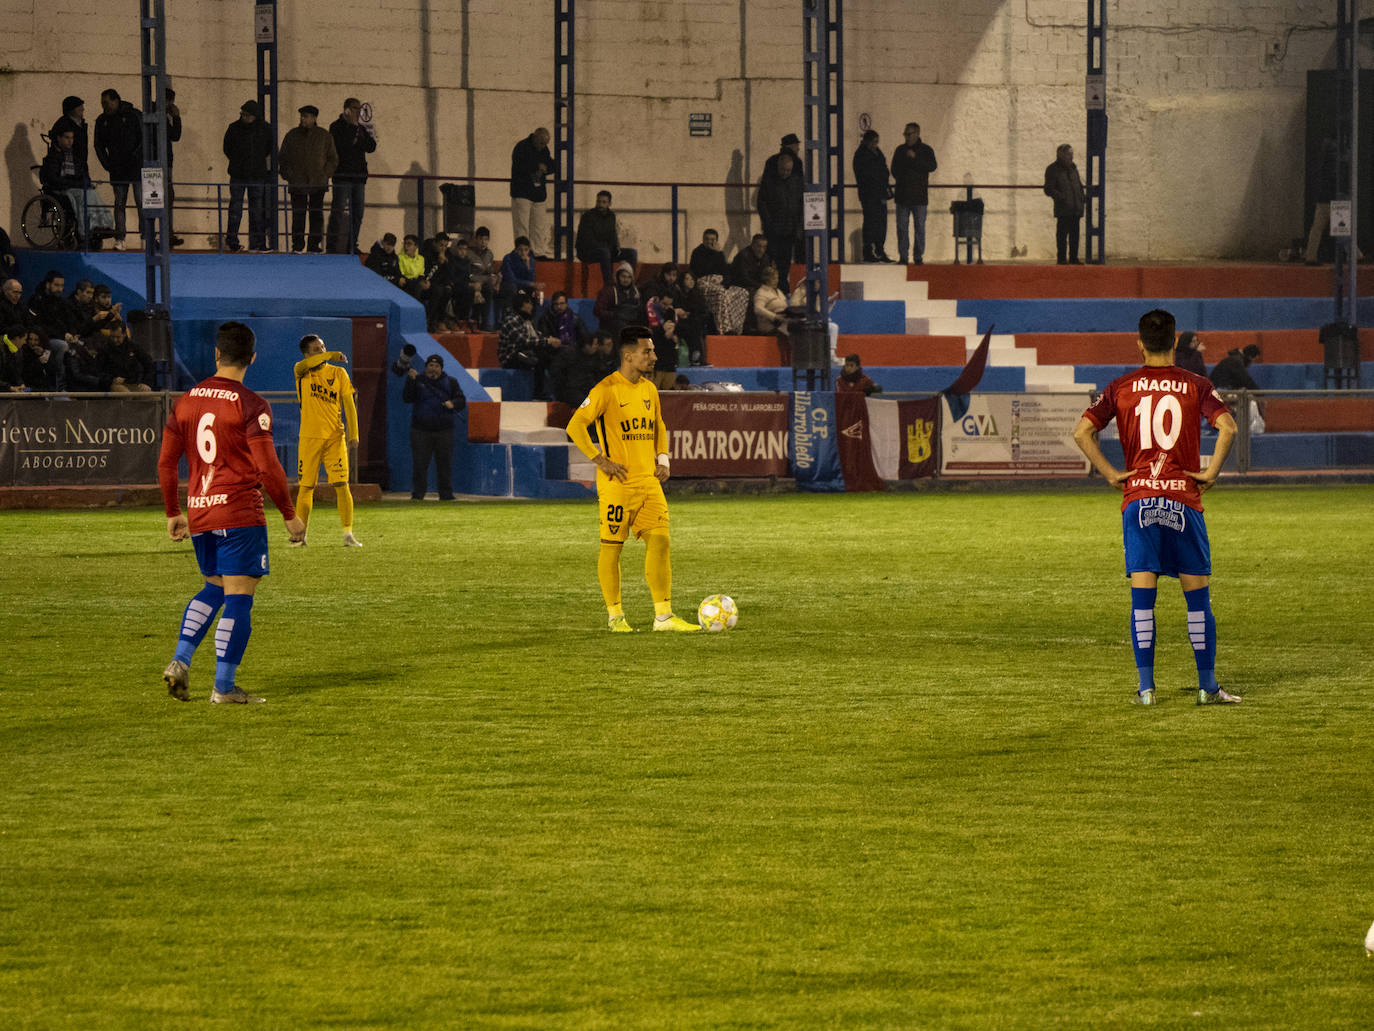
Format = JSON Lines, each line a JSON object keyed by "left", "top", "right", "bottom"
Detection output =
{"left": 575, "top": 190, "right": 637, "bottom": 288}
{"left": 853, "top": 130, "right": 892, "bottom": 263}
{"left": 891, "top": 122, "right": 938, "bottom": 264}
{"left": 729, "top": 234, "right": 771, "bottom": 293}
{"left": 65, "top": 334, "right": 112, "bottom": 392}
{"left": 1043, "top": 143, "right": 1085, "bottom": 265}
{"left": 592, "top": 263, "right": 642, "bottom": 340}
{"left": 763, "top": 133, "right": 805, "bottom": 183}
{"left": 690, "top": 228, "right": 729, "bottom": 279}
{"left": 50, "top": 96, "right": 89, "bottom": 184}
{"left": 499, "top": 291, "right": 559, "bottom": 399}
{"left": 549, "top": 332, "right": 605, "bottom": 407}
{"left": 1209, "top": 344, "right": 1261, "bottom": 392}
{"left": 366, "top": 233, "right": 404, "bottom": 285}
{"left": 402, "top": 353, "right": 466, "bottom": 500}
{"left": 223, "top": 100, "right": 274, "bottom": 251}
{"left": 757, "top": 152, "right": 803, "bottom": 284}
{"left": 279, "top": 105, "right": 339, "bottom": 253}
{"left": 0, "top": 279, "right": 31, "bottom": 335}
{"left": 537, "top": 291, "right": 591, "bottom": 351}
{"left": 328, "top": 98, "right": 377, "bottom": 254}
{"left": 94, "top": 89, "right": 144, "bottom": 250}
{"left": 510, "top": 128, "right": 554, "bottom": 258}
{"left": 27, "top": 270, "right": 77, "bottom": 382}
{"left": 41, "top": 126, "right": 109, "bottom": 246}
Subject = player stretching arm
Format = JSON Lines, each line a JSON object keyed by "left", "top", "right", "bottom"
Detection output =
{"left": 158, "top": 321, "right": 306, "bottom": 704}
{"left": 565, "top": 326, "right": 699, "bottom": 633}
{"left": 1073, "top": 308, "right": 1239, "bottom": 707}
{"left": 293, "top": 335, "right": 361, "bottom": 547}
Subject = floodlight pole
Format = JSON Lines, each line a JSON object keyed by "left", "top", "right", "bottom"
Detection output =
{"left": 139, "top": 0, "right": 171, "bottom": 311}
{"left": 255, "top": 0, "right": 280, "bottom": 251}
{"left": 1084, "top": 0, "right": 1107, "bottom": 264}
{"left": 554, "top": 0, "right": 575, "bottom": 260}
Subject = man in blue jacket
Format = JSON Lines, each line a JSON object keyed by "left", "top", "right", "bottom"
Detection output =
{"left": 402, "top": 353, "right": 466, "bottom": 500}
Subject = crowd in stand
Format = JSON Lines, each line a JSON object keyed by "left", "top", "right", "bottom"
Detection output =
{"left": 1, "top": 271, "right": 153, "bottom": 393}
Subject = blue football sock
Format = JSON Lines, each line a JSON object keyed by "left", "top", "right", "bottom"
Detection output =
{"left": 1184, "top": 586, "right": 1218, "bottom": 693}
{"left": 173, "top": 582, "right": 225, "bottom": 666}
{"left": 1130, "top": 586, "right": 1157, "bottom": 693}
{"left": 213, "top": 594, "right": 254, "bottom": 694}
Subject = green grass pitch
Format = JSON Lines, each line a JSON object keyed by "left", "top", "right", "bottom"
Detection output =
{"left": 1, "top": 485, "right": 1372, "bottom": 1029}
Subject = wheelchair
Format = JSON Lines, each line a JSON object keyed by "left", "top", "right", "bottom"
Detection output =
{"left": 20, "top": 132, "right": 92, "bottom": 250}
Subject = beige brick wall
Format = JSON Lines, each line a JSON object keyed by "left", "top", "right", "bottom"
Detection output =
{"left": 0, "top": 0, "right": 1358, "bottom": 264}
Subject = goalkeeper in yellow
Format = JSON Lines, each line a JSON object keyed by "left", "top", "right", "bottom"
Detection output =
{"left": 294, "top": 334, "right": 361, "bottom": 547}
{"left": 566, "top": 326, "right": 699, "bottom": 632}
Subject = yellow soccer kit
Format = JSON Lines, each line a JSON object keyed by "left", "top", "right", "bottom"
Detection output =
{"left": 566, "top": 371, "right": 670, "bottom": 542}
{"left": 296, "top": 350, "right": 358, "bottom": 484}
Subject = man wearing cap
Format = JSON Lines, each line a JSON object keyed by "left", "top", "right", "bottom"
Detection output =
{"left": 279, "top": 105, "right": 338, "bottom": 253}
{"left": 401, "top": 353, "right": 465, "bottom": 501}
{"left": 94, "top": 88, "right": 144, "bottom": 251}
{"left": 223, "top": 100, "right": 275, "bottom": 252}
{"left": 763, "top": 133, "right": 805, "bottom": 183}
{"left": 328, "top": 98, "right": 376, "bottom": 255}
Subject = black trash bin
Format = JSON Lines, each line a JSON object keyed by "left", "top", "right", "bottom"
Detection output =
{"left": 440, "top": 183, "right": 476, "bottom": 240}
{"left": 791, "top": 322, "right": 831, "bottom": 390}
{"left": 127, "top": 308, "right": 175, "bottom": 388}
{"left": 950, "top": 198, "right": 984, "bottom": 265}
{"left": 1320, "top": 321, "right": 1362, "bottom": 388}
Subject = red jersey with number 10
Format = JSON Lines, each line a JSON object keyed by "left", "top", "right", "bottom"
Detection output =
{"left": 158, "top": 375, "right": 294, "bottom": 533}
{"left": 1082, "top": 365, "right": 1228, "bottom": 512}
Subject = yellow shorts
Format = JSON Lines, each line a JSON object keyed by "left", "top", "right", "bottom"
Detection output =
{"left": 298, "top": 435, "right": 349, "bottom": 485}
{"left": 599, "top": 476, "right": 669, "bottom": 543}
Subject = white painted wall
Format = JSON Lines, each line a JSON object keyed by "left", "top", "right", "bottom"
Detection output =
{"left": 0, "top": 0, "right": 1360, "bottom": 264}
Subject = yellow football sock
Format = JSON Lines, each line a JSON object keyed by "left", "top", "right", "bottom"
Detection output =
{"left": 645, "top": 530, "right": 672, "bottom": 615}
{"left": 598, "top": 542, "right": 623, "bottom": 614}
{"left": 295, "top": 485, "right": 314, "bottom": 529}
{"left": 335, "top": 482, "right": 354, "bottom": 533}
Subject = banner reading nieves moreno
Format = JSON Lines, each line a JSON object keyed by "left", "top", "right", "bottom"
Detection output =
{"left": 0, "top": 397, "right": 163, "bottom": 486}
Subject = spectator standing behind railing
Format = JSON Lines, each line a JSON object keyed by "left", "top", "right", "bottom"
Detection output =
{"left": 510, "top": 128, "right": 555, "bottom": 258}
{"left": 223, "top": 101, "right": 274, "bottom": 253}
{"left": 279, "top": 105, "right": 338, "bottom": 254}
{"left": 328, "top": 98, "right": 376, "bottom": 255}
{"left": 757, "top": 152, "right": 803, "bottom": 285}
{"left": 94, "top": 89, "right": 144, "bottom": 252}
{"left": 891, "top": 122, "right": 938, "bottom": 265}
{"left": 575, "top": 190, "right": 638, "bottom": 288}
{"left": 1043, "top": 144, "right": 1085, "bottom": 265}
{"left": 148, "top": 86, "right": 184, "bottom": 247}
{"left": 853, "top": 130, "right": 893, "bottom": 263}
{"left": 762, "top": 133, "right": 804, "bottom": 184}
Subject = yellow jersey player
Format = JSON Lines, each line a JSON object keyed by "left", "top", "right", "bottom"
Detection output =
{"left": 293, "top": 334, "right": 361, "bottom": 547}
{"left": 566, "top": 325, "right": 699, "bottom": 632}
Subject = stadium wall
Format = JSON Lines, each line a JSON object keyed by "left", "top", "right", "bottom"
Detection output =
{"left": 1, "top": 1, "right": 1363, "bottom": 264}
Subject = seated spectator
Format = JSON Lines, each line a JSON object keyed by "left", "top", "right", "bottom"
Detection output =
{"left": 65, "top": 333, "right": 113, "bottom": 392}
{"left": 752, "top": 265, "right": 795, "bottom": 337}
{"left": 101, "top": 320, "right": 154, "bottom": 391}
{"left": 645, "top": 262, "right": 706, "bottom": 365}
{"left": 836, "top": 353, "right": 881, "bottom": 395}
{"left": 420, "top": 231, "right": 451, "bottom": 269}
{"left": 537, "top": 291, "right": 590, "bottom": 350}
{"left": 27, "top": 271, "right": 77, "bottom": 384}
{"left": 593, "top": 262, "right": 641, "bottom": 339}
{"left": 673, "top": 373, "right": 692, "bottom": 390}
{"left": 549, "top": 331, "right": 606, "bottom": 407}
{"left": 650, "top": 315, "right": 682, "bottom": 391}
{"left": 498, "top": 290, "right": 558, "bottom": 399}
{"left": 1, "top": 326, "right": 28, "bottom": 391}
{"left": 0, "top": 226, "right": 14, "bottom": 276}
{"left": 0, "top": 279, "right": 31, "bottom": 333}
{"left": 366, "top": 232, "right": 403, "bottom": 286}
{"left": 40, "top": 127, "right": 112, "bottom": 246}
{"left": 1174, "top": 331, "right": 1207, "bottom": 377}
{"left": 575, "top": 190, "right": 638, "bottom": 287}
{"left": 68, "top": 279, "right": 96, "bottom": 327}
{"left": 422, "top": 244, "right": 454, "bottom": 329}
{"left": 1209, "top": 344, "right": 1261, "bottom": 392}
{"left": 729, "top": 233, "right": 771, "bottom": 293}
{"left": 17, "top": 329, "right": 58, "bottom": 391}
{"left": 594, "top": 329, "right": 618, "bottom": 376}
{"left": 468, "top": 226, "right": 499, "bottom": 327}
{"left": 690, "top": 228, "right": 729, "bottom": 280}
{"left": 83, "top": 285, "right": 123, "bottom": 336}
{"left": 396, "top": 234, "right": 431, "bottom": 300}
{"left": 497, "top": 236, "right": 537, "bottom": 305}
{"left": 441, "top": 238, "right": 484, "bottom": 325}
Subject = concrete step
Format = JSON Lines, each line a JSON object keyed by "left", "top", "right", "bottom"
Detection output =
{"left": 471, "top": 374, "right": 501, "bottom": 402}
{"left": 1023, "top": 366, "right": 1088, "bottom": 389}
{"left": 498, "top": 400, "right": 553, "bottom": 434}
{"left": 501, "top": 427, "right": 571, "bottom": 445}
{"left": 903, "top": 297, "right": 958, "bottom": 319}
{"left": 909, "top": 315, "right": 980, "bottom": 336}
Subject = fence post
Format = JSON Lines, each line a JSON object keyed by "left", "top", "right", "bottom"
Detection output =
{"left": 670, "top": 184, "right": 679, "bottom": 263}
{"left": 216, "top": 184, "right": 223, "bottom": 253}
{"left": 416, "top": 175, "right": 426, "bottom": 241}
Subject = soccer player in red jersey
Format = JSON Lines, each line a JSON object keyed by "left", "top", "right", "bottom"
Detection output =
{"left": 157, "top": 322, "right": 305, "bottom": 704}
{"left": 1073, "top": 309, "right": 1241, "bottom": 707}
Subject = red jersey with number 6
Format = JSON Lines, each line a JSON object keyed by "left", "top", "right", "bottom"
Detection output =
{"left": 158, "top": 375, "right": 295, "bottom": 533}
{"left": 1082, "top": 365, "right": 1228, "bottom": 512}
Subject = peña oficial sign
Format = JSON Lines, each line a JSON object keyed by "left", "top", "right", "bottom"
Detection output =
{"left": 0, "top": 397, "right": 164, "bottom": 486}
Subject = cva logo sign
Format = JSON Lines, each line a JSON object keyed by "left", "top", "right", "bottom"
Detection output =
{"left": 960, "top": 413, "right": 998, "bottom": 437}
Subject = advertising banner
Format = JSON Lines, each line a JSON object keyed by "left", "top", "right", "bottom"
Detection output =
{"left": 0, "top": 397, "right": 164, "bottom": 486}
{"left": 661, "top": 392, "right": 791, "bottom": 477}
{"left": 866, "top": 397, "right": 941, "bottom": 480}
{"left": 790, "top": 391, "right": 843, "bottom": 491}
{"left": 940, "top": 393, "right": 1090, "bottom": 476}
{"left": 834, "top": 391, "right": 884, "bottom": 491}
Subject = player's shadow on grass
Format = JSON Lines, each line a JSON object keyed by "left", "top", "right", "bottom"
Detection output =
{"left": 276, "top": 669, "right": 395, "bottom": 694}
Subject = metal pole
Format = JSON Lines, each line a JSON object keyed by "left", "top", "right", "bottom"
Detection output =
{"left": 1350, "top": 0, "right": 1360, "bottom": 330}
{"left": 256, "top": 0, "right": 279, "bottom": 251}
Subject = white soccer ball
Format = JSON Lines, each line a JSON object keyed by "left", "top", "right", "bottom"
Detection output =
{"left": 697, "top": 594, "right": 739, "bottom": 632}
